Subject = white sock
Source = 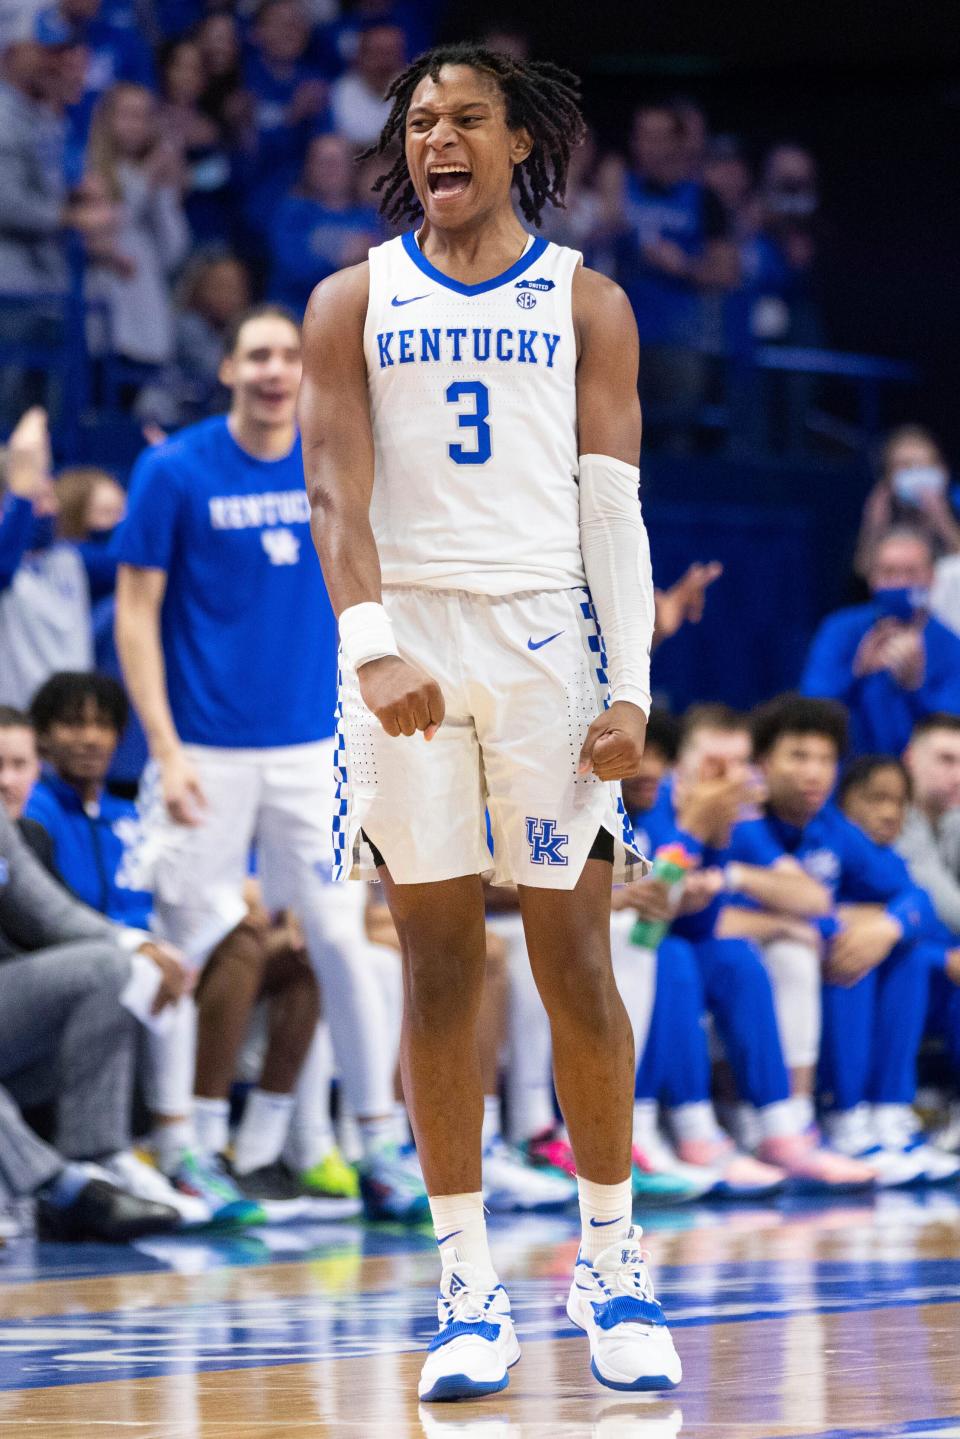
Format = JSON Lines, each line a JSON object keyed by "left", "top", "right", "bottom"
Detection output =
{"left": 669, "top": 1101, "right": 722, "bottom": 1145}
{"left": 481, "top": 1096, "right": 501, "bottom": 1150}
{"left": 632, "top": 1099, "right": 658, "bottom": 1147}
{"left": 428, "top": 1191, "right": 494, "bottom": 1276}
{"left": 755, "top": 1099, "right": 796, "bottom": 1144}
{"left": 233, "top": 1090, "right": 295, "bottom": 1176}
{"left": 152, "top": 1117, "right": 195, "bottom": 1175}
{"left": 358, "top": 1113, "right": 396, "bottom": 1160}
{"left": 792, "top": 1094, "right": 815, "bottom": 1133}
{"left": 577, "top": 1175, "right": 633, "bottom": 1263}
{"left": 193, "top": 1097, "right": 230, "bottom": 1158}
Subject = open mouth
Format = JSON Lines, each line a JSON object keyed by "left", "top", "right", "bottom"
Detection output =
{"left": 427, "top": 165, "right": 472, "bottom": 200}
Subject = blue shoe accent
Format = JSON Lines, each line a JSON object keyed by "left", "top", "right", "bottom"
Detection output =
{"left": 419, "top": 1371, "right": 510, "bottom": 1403}
{"left": 428, "top": 1319, "right": 501, "bottom": 1352}
{"left": 591, "top": 1295, "right": 667, "bottom": 1330}
{"left": 590, "top": 1358, "right": 679, "bottom": 1392}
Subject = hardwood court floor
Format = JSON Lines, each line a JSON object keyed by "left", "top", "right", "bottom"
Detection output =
{"left": 1, "top": 1190, "right": 959, "bottom": 1437}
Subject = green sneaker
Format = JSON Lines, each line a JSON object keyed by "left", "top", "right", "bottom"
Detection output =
{"left": 299, "top": 1147, "right": 361, "bottom": 1201}
{"left": 170, "top": 1152, "right": 268, "bottom": 1227}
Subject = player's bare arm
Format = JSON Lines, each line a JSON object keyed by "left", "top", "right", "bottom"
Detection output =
{"left": 299, "top": 264, "right": 445, "bottom": 740}
{"left": 573, "top": 265, "right": 654, "bottom": 783}
{"left": 115, "top": 564, "right": 207, "bottom": 824}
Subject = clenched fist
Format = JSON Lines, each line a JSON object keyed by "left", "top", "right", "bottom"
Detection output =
{"left": 578, "top": 700, "right": 648, "bottom": 782}
{"left": 359, "top": 655, "right": 445, "bottom": 739}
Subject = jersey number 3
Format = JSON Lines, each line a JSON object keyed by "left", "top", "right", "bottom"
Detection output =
{"left": 446, "top": 381, "right": 491, "bottom": 465}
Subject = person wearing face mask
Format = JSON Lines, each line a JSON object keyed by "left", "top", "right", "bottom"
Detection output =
{"left": 0, "top": 407, "right": 93, "bottom": 710}
{"left": 801, "top": 526, "right": 960, "bottom": 757}
{"left": 855, "top": 426, "right": 960, "bottom": 584}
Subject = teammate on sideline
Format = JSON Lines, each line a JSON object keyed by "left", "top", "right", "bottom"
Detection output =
{"left": 300, "top": 44, "right": 680, "bottom": 1400}
{"left": 115, "top": 305, "right": 423, "bottom": 1223}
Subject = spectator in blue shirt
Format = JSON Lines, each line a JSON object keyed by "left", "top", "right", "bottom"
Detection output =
{"left": 731, "top": 694, "right": 949, "bottom": 1184}
{"left": 607, "top": 104, "right": 738, "bottom": 446}
{"left": 268, "top": 132, "right": 379, "bottom": 315}
{"left": 801, "top": 527, "right": 960, "bottom": 758}
{"left": 241, "top": 0, "right": 331, "bottom": 239}
{"left": 34, "top": 0, "right": 154, "bottom": 101}
{"left": 24, "top": 670, "right": 151, "bottom": 927}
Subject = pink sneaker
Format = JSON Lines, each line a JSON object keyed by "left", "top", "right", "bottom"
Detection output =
{"left": 524, "top": 1128, "right": 577, "bottom": 1178}
{"left": 755, "top": 1133, "right": 877, "bottom": 1192}
{"left": 675, "top": 1136, "right": 785, "bottom": 1198}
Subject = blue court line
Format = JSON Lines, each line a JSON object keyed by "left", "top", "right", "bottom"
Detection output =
{"left": 777, "top": 1419, "right": 960, "bottom": 1439}
{"left": 0, "top": 1258, "right": 959, "bottom": 1391}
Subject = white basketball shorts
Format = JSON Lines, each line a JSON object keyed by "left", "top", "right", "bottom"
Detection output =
{"left": 333, "top": 586, "right": 647, "bottom": 890}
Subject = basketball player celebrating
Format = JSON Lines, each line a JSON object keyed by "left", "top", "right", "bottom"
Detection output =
{"left": 300, "top": 45, "right": 680, "bottom": 1401}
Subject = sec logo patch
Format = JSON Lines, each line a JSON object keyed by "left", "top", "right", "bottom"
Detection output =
{"left": 516, "top": 290, "right": 537, "bottom": 310}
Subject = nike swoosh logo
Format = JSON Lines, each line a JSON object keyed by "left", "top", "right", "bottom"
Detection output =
{"left": 527, "top": 631, "right": 564, "bottom": 651}
{"left": 589, "top": 1215, "right": 624, "bottom": 1227}
{"left": 436, "top": 1230, "right": 462, "bottom": 1246}
{"left": 391, "top": 293, "right": 432, "bottom": 306}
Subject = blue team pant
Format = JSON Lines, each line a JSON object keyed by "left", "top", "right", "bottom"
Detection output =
{"left": 691, "top": 937, "right": 791, "bottom": 1108}
{"left": 926, "top": 965, "right": 960, "bottom": 1077}
{"left": 819, "top": 939, "right": 937, "bottom": 1111}
{"left": 635, "top": 936, "right": 711, "bottom": 1105}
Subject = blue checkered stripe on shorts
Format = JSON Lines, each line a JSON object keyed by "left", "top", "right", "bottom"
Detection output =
{"left": 332, "top": 666, "right": 350, "bottom": 881}
{"left": 578, "top": 586, "right": 638, "bottom": 854}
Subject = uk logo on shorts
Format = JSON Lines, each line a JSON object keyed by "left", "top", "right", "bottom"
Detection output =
{"left": 525, "top": 817, "right": 569, "bottom": 866}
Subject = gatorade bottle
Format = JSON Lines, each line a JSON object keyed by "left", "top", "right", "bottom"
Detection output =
{"left": 630, "top": 841, "right": 699, "bottom": 949}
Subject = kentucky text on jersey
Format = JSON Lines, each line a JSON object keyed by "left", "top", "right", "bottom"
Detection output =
{"left": 208, "top": 490, "right": 311, "bottom": 530}
{"left": 374, "top": 327, "right": 562, "bottom": 370}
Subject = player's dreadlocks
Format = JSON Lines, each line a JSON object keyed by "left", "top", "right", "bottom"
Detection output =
{"left": 358, "top": 43, "right": 586, "bottom": 228}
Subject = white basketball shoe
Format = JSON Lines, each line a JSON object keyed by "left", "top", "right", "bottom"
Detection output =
{"left": 418, "top": 1250, "right": 521, "bottom": 1403}
{"left": 567, "top": 1227, "right": 682, "bottom": 1392}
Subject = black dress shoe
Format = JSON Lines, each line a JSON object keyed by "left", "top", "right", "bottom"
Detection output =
{"left": 36, "top": 1178, "right": 181, "bottom": 1243}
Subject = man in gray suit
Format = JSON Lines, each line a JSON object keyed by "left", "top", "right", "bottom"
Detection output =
{"left": 0, "top": 805, "right": 193, "bottom": 1240}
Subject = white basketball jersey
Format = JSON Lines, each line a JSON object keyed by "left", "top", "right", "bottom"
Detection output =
{"left": 363, "top": 230, "right": 585, "bottom": 594}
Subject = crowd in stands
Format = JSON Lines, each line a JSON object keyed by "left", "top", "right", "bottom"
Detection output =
{"left": 1, "top": 9, "right": 960, "bottom": 1246}
{"left": 0, "top": 0, "right": 826, "bottom": 441}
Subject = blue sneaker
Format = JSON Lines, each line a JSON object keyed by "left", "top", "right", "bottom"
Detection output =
{"left": 358, "top": 1144, "right": 431, "bottom": 1224}
{"left": 418, "top": 1253, "right": 520, "bottom": 1402}
{"left": 566, "top": 1227, "right": 682, "bottom": 1392}
{"left": 170, "top": 1152, "right": 267, "bottom": 1226}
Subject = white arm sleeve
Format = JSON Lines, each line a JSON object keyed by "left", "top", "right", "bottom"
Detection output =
{"left": 578, "top": 452, "right": 654, "bottom": 716}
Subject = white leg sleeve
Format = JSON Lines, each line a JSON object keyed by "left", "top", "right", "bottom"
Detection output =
{"left": 143, "top": 998, "right": 198, "bottom": 1118}
{"left": 610, "top": 911, "right": 656, "bottom": 1069}
{"left": 283, "top": 1021, "right": 336, "bottom": 1170}
{"left": 491, "top": 913, "right": 556, "bottom": 1144}
{"left": 761, "top": 939, "right": 822, "bottom": 1069}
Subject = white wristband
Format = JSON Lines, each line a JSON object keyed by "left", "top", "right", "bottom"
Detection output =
{"left": 339, "top": 601, "right": 400, "bottom": 671}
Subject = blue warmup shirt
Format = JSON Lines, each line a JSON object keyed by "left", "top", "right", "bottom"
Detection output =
{"left": 801, "top": 603, "right": 960, "bottom": 756}
{"left": 728, "top": 803, "right": 937, "bottom": 941}
{"left": 630, "top": 777, "right": 724, "bottom": 942}
{"left": 116, "top": 417, "right": 338, "bottom": 748}
{"left": 24, "top": 770, "right": 152, "bottom": 928}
